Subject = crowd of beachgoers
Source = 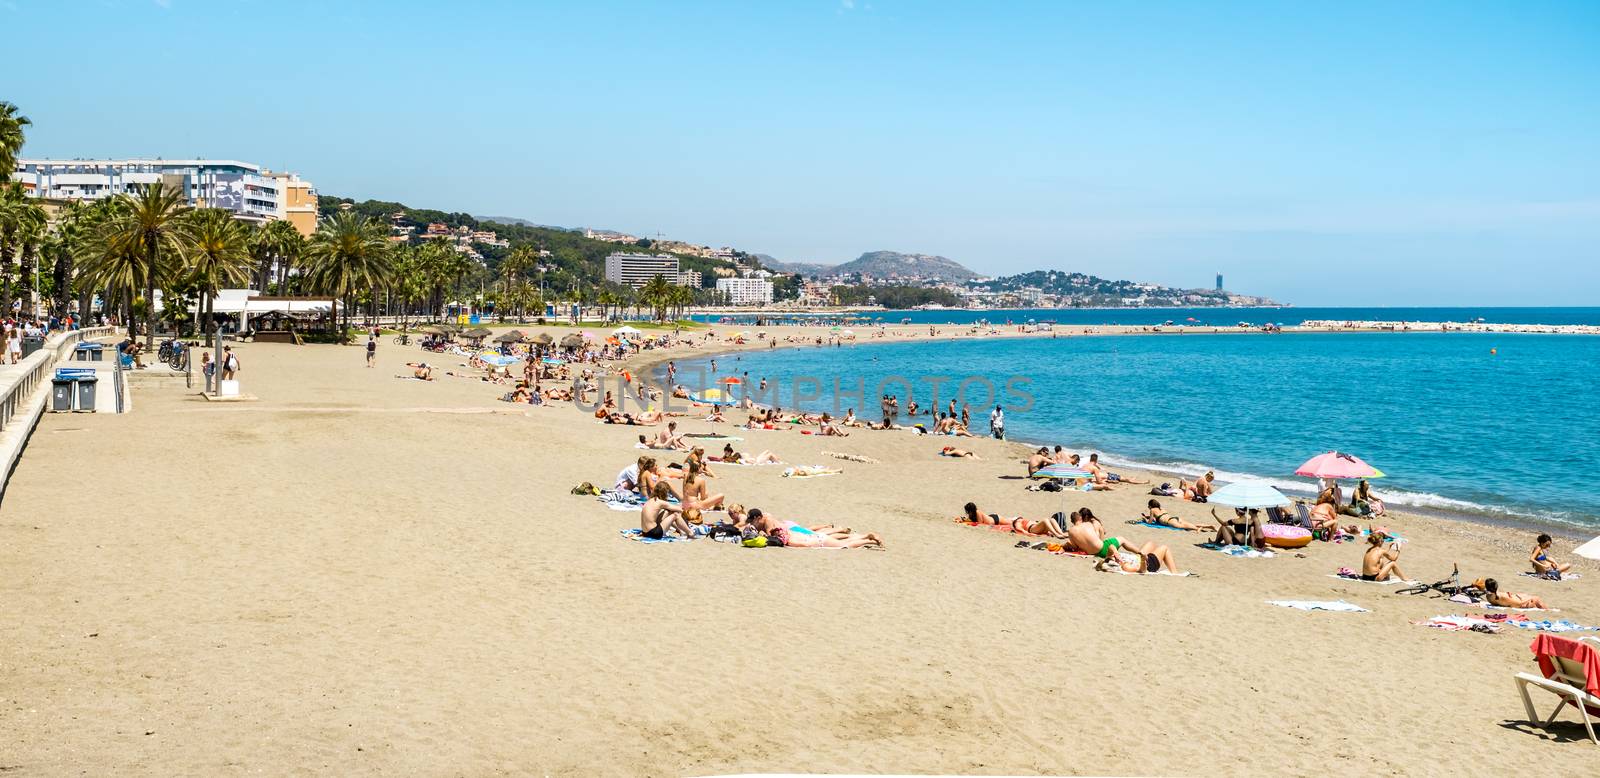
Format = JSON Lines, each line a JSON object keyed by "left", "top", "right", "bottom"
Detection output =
{"left": 1299, "top": 319, "right": 1600, "bottom": 335}
{"left": 390, "top": 322, "right": 1588, "bottom": 618}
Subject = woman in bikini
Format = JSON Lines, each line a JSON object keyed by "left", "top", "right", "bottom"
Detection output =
{"left": 960, "top": 502, "right": 1005, "bottom": 525}
{"left": 1095, "top": 541, "right": 1184, "bottom": 575}
{"left": 1483, "top": 578, "right": 1547, "bottom": 609}
{"left": 1143, "top": 499, "right": 1214, "bottom": 531}
{"left": 1009, "top": 515, "right": 1070, "bottom": 539}
{"left": 681, "top": 462, "right": 725, "bottom": 512}
{"left": 1529, "top": 533, "right": 1572, "bottom": 577}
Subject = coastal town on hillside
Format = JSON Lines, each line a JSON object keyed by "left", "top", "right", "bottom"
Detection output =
{"left": 8, "top": 154, "right": 1278, "bottom": 316}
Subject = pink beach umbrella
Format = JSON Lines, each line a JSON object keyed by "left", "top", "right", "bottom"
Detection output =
{"left": 1295, "top": 451, "right": 1385, "bottom": 480}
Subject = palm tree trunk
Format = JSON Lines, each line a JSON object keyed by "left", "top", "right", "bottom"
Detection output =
{"left": 144, "top": 240, "right": 157, "bottom": 348}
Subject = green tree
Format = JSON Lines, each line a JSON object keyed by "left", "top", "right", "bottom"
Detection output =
{"left": 0, "top": 184, "right": 46, "bottom": 314}
{"left": 304, "top": 211, "right": 394, "bottom": 340}
{"left": 96, "top": 181, "right": 193, "bottom": 343}
{"left": 0, "top": 102, "right": 29, "bottom": 176}
{"left": 184, "top": 209, "right": 254, "bottom": 336}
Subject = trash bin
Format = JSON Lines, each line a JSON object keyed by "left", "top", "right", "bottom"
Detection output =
{"left": 74, "top": 376, "right": 98, "bottom": 412}
{"left": 51, "top": 378, "right": 75, "bottom": 412}
{"left": 21, "top": 336, "right": 44, "bottom": 358}
{"left": 74, "top": 343, "right": 104, "bottom": 361}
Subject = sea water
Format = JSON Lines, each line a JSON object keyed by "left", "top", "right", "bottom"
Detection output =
{"left": 695, "top": 306, "right": 1600, "bottom": 328}
{"left": 669, "top": 331, "right": 1600, "bottom": 530}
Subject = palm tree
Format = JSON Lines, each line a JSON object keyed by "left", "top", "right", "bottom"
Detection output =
{"left": 0, "top": 102, "right": 29, "bottom": 176}
{"left": 639, "top": 275, "right": 673, "bottom": 322}
{"left": 304, "top": 211, "right": 393, "bottom": 340}
{"left": 98, "top": 181, "right": 192, "bottom": 344}
{"left": 185, "top": 209, "right": 254, "bottom": 336}
{"left": 249, "top": 218, "right": 302, "bottom": 294}
{"left": 0, "top": 183, "right": 46, "bottom": 314}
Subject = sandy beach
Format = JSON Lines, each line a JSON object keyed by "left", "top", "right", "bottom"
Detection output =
{"left": 4, "top": 323, "right": 1599, "bottom": 776}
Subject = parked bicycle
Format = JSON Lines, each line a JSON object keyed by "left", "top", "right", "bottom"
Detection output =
{"left": 393, "top": 333, "right": 411, "bottom": 345}
{"left": 1396, "top": 563, "right": 1484, "bottom": 599}
{"left": 166, "top": 339, "right": 190, "bottom": 371}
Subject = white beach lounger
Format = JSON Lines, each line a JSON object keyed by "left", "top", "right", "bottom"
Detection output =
{"left": 1515, "top": 635, "right": 1600, "bottom": 745}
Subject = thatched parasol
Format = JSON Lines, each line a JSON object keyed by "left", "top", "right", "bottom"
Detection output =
{"left": 530, "top": 332, "right": 554, "bottom": 345}
{"left": 559, "top": 333, "right": 586, "bottom": 349}
{"left": 492, "top": 331, "right": 524, "bottom": 344}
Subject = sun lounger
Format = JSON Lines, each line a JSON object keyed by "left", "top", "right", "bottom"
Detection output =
{"left": 1515, "top": 635, "right": 1600, "bottom": 744}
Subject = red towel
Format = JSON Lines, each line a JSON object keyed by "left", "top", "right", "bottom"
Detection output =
{"left": 1530, "top": 634, "right": 1600, "bottom": 700}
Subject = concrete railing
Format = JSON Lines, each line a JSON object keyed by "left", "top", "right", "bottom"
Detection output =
{"left": 0, "top": 326, "right": 115, "bottom": 501}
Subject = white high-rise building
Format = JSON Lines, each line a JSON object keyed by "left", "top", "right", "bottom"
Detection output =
{"left": 604, "top": 252, "right": 680, "bottom": 288}
{"left": 11, "top": 158, "right": 316, "bottom": 233}
{"left": 716, "top": 277, "right": 774, "bottom": 306}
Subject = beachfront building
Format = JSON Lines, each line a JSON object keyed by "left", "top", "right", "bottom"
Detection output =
{"left": 11, "top": 158, "right": 318, "bottom": 235}
{"left": 677, "top": 270, "right": 703, "bottom": 289}
{"left": 716, "top": 277, "right": 774, "bottom": 306}
{"left": 605, "top": 252, "right": 683, "bottom": 288}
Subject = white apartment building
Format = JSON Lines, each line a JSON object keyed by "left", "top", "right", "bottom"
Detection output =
{"left": 677, "top": 270, "right": 703, "bottom": 289}
{"left": 716, "top": 277, "right": 774, "bottom": 306}
{"left": 605, "top": 252, "right": 681, "bottom": 288}
{"left": 12, "top": 158, "right": 318, "bottom": 234}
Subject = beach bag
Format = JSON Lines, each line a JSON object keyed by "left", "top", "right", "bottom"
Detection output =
{"left": 570, "top": 482, "right": 601, "bottom": 496}
{"left": 741, "top": 535, "right": 767, "bottom": 548}
{"left": 1039, "top": 480, "right": 1063, "bottom": 492}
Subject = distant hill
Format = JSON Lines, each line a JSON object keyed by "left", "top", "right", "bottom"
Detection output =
{"left": 477, "top": 215, "right": 574, "bottom": 231}
{"left": 763, "top": 250, "right": 980, "bottom": 282}
{"left": 757, "top": 254, "right": 836, "bottom": 276}
{"left": 834, "top": 251, "right": 979, "bottom": 282}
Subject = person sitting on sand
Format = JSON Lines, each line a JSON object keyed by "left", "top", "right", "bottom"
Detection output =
{"left": 1067, "top": 515, "right": 1133, "bottom": 558}
{"left": 681, "top": 462, "right": 725, "bottom": 512}
{"left": 940, "top": 445, "right": 981, "bottom": 459}
{"left": 405, "top": 362, "right": 435, "bottom": 380}
{"left": 647, "top": 422, "right": 687, "bottom": 450}
{"left": 1095, "top": 541, "right": 1185, "bottom": 575}
{"left": 1350, "top": 478, "right": 1385, "bottom": 516}
{"left": 1181, "top": 471, "right": 1215, "bottom": 502}
{"left": 705, "top": 407, "right": 727, "bottom": 423}
{"left": 1483, "top": 578, "right": 1547, "bottom": 609}
{"left": 1141, "top": 499, "right": 1214, "bottom": 531}
{"left": 1530, "top": 533, "right": 1573, "bottom": 578}
{"left": 1026, "top": 447, "right": 1052, "bottom": 476}
{"left": 640, "top": 482, "right": 692, "bottom": 540}
{"left": 615, "top": 455, "right": 649, "bottom": 497}
{"left": 1309, "top": 494, "right": 1341, "bottom": 540}
{"left": 818, "top": 413, "right": 849, "bottom": 437}
{"left": 1210, "top": 507, "right": 1264, "bottom": 548}
{"left": 1360, "top": 531, "right": 1409, "bottom": 581}
{"left": 841, "top": 409, "right": 867, "bottom": 428}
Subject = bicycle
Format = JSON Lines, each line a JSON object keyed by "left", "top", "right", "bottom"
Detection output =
{"left": 393, "top": 333, "right": 411, "bottom": 346}
{"left": 166, "top": 340, "right": 190, "bottom": 371}
{"left": 1396, "top": 563, "right": 1484, "bottom": 599}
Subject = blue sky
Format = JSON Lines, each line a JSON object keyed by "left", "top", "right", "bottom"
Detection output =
{"left": 7, "top": 0, "right": 1598, "bottom": 305}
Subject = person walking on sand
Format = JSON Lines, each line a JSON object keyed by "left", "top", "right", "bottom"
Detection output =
{"left": 989, "top": 405, "right": 1005, "bottom": 440}
{"left": 366, "top": 335, "right": 377, "bottom": 368}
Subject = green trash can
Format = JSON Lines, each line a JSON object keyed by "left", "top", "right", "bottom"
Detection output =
{"left": 51, "top": 378, "right": 75, "bottom": 412}
{"left": 74, "top": 376, "right": 98, "bottom": 412}
{"left": 21, "top": 336, "right": 44, "bottom": 358}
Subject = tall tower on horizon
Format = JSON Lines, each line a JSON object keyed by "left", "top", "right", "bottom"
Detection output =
{"left": 1216, "top": 273, "right": 1223, "bottom": 291}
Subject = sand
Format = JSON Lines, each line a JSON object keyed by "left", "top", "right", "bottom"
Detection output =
{"left": 3, "top": 322, "right": 1598, "bottom": 776}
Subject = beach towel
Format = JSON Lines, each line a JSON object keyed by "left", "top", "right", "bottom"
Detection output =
{"left": 1521, "top": 571, "right": 1583, "bottom": 581}
{"left": 1509, "top": 619, "right": 1599, "bottom": 633}
{"left": 1471, "top": 601, "right": 1560, "bottom": 613}
{"left": 478, "top": 353, "right": 519, "bottom": 367}
{"left": 823, "top": 451, "right": 879, "bottom": 463}
{"left": 1199, "top": 543, "right": 1275, "bottom": 558}
{"left": 1531, "top": 634, "right": 1600, "bottom": 699}
{"left": 1267, "top": 600, "right": 1369, "bottom": 612}
{"left": 619, "top": 528, "right": 687, "bottom": 544}
{"left": 1328, "top": 573, "right": 1414, "bottom": 585}
{"left": 1130, "top": 520, "right": 1189, "bottom": 531}
{"left": 782, "top": 466, "right": 840, "bottom": 478}
{"left": 685, "top": 433, "right": 742, "bottom": 441}
{"left": 1413, "top": 615, "right": 1504, "bottom": 633}
{"left": 1100, "top": 565, "right": 1195, "bottom": 577}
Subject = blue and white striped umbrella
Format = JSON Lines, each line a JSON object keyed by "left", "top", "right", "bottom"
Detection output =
{"left": 1031, "top": 464, "right": 1093, "bottom": 480}
{"left": 1208, "top": 481, "right": 1292, "bottom": 509}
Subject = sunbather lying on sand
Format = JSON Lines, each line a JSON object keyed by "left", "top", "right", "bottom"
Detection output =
{"left": 960, "top": 502, "right": 1006, "bottom": 525}
{"left": 640, "top": 483, "right": 692, "bottom": 541}
{"left": 940, "top": 446, "right": 981, "bottom": 459}
{"left": 1010, "top": 516, "right": 1069, "bottom": 539}
{"left": 405, "top": 362, "right": 435, "bottom": 380}
{"left": 1095, "top": 541, "right": 1184, "bottom": 575}
{"left": 1482, "top": 578, "right": 1547, "bottom": 609}
{"left": 1141, "top": 499, "right": 1213, "bottom": 531}
{"left": 712, "top": 443, "right": 782, "bottom": 465}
